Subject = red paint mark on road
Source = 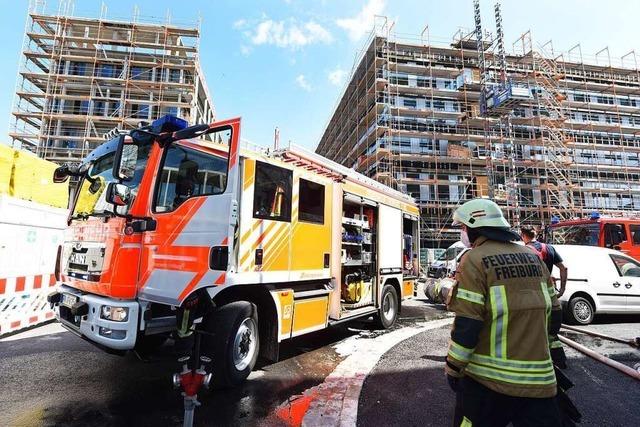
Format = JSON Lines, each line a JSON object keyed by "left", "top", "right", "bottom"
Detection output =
{"left": 276, "top": 393, "right": 316, "bottom": 426}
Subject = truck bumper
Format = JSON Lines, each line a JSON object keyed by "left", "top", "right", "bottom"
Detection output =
{"left": 52, "top": 284, "right": 140, "bottom": 350}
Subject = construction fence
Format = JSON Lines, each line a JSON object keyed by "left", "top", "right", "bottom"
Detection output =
{"left": 0, "top": 144, "right": 69, "bottom": 336}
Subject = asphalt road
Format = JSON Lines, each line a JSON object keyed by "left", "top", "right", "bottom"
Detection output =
{"left": 0, "top": 298, "right": 446, "bottom": 427}
{"left": 358, "top": 304, "right": 640, "bottom": 427}
{"left": 3, "top": 298, "right": 637, "bottom": 427}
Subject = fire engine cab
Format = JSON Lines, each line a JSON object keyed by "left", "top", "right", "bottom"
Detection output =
{"left": 48, "top": 115, "right": 420, "bottom": 387}
{"left": 548, "top": 212, "right": 640, "bottom": 261}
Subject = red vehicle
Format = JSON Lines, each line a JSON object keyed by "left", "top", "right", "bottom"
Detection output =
{"left": 548, "top": 213, "right": 640, "bottom": 261}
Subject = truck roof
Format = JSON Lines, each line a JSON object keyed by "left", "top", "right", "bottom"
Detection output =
{"left": 551, "top": 217, "right": 640, "bottom": 227}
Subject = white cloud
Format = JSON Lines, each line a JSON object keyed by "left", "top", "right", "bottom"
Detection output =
{"left": 328, "top": 67, "right": 347, "bottom": 86}
{"left": 295, "top": 74, "right": 312, "bottom": 91}
{"left": 245, "top": 18, "right": 332, "bottom": 50}
{"left": 233, "top": 19, "right": 247, "bottom": 29}
{"left": 336, "top": 0, "right": 385, "bottom": 41}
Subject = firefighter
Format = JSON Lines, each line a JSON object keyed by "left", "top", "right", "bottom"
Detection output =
{"left": 445, "top": 199, "right": 562, "bottom": 427}
{"left": 521, "top": 226, "right": 569, "bottom": 369}
{"left": 520, "top": 226, "right": 568, "bottom": 297}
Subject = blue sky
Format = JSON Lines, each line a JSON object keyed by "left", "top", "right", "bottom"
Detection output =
{"left": 1, "top": 0, "right": 639, "bottom": 150}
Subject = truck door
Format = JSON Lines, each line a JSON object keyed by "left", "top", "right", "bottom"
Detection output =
{"left": 378, "top": 204, "right": 403, "bottom": 303}
{"left": 138, "top": 119, "right": 241, "bottom": 306}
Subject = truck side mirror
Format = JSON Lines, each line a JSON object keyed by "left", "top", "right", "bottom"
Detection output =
{"left": 112, "top": 134, "right": 139, "bottom": 181}
{"left": 53, "top": 165, "right": 70, "bottom": 183}
{"left": 106, "top": 182, "right": 132, "bottom": 207}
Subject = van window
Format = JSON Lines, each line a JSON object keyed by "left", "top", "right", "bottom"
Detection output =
{"left": 610, "top": 254, "right": 640, "bottom": 277}
{"left": 253, "top": 161, "right": 292, "bottom": 222}
{"left": 155, "top": 144, "right": 228, "bottom": 212}
{"left": 298, "top": 179, "right": 324, "bottom": 224}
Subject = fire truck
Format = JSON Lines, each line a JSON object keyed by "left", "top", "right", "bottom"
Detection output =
{"left": 548, "top": 212, "right": 640, "bottom": 261}
{"left": 48, "top": 115, "right": 420, "bottom": 387}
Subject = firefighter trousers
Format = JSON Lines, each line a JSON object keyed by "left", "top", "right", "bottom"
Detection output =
{"left": 453, "top": 376, "right": 562, "bottom": 427}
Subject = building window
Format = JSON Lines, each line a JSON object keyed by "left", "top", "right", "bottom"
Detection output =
{"left": 93, "top": 101, "right": 106, "bottom": 116}
{"left": 131, "top": 104, "right": 150, "bottom": 119}
{"left": 298, "top": 179, "right": 325, "bottom": 224}
{"left": 403, "top": 98, "right": 417, "bottom": 109}
{"left": 253, "top": 161, "right": 292, "bottom": 222}
{"left": 131, "top": 67, "right": 151, "bottom": 80}
{"left": 69, "top": 62, "right": 87, "bottom": 76}
{"left": 163, "top": 106, "right": 178, "bottom": 116}
{"left": 169, "top": 69, "right": 181, "bottom": 83}
{"left": 108, "top": 101, "right": 121, "bottom": 116}
{"left": 97, "top": 64, "right": 115, "bottom": 78}
{"left": 573, "top": 93, "right": 586, "bottom": 103}
{"left": 392, "top": 75, "right": 408, "bottom": 86}
{"left": 56, "top": 61, "right": 66, "bottom": 75}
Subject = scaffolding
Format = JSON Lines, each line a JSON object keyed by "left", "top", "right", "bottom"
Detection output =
{"left": 9, "top": 0, "right": 215, "bottom": 164}
{"left": 316, "top": 18, "right": 640, "bottom": 249}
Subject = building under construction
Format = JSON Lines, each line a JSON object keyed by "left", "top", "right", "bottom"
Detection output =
{"left": 9, "top": 2, "right": 215, "bottom": 164}
{"left": 317, "top": 15, "right": 640, "bottom": 249}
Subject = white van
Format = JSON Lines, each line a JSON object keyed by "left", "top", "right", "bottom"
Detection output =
{"left": 553, "top": 245, "right": 640, "bottom": 324}
{"left": 427, "top": 241, "right": 468, "bottom": 278}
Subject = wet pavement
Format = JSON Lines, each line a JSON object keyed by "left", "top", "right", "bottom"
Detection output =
{"left": 0, "top": 297, "right": 446, "bottom": 426}
{"left": 559, "top": 315, "right": 640, "bottom": 369}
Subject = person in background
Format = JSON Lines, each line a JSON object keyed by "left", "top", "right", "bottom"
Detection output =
{"left": 520, "top": 226, "right": 568, "bottom": 298}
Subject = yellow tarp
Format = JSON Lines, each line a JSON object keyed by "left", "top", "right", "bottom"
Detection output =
{"left": 0, "top": 144, "right": 14, "bottom": 195}
{"left": 10, "top": 149, "right": 69, "bottom": 209}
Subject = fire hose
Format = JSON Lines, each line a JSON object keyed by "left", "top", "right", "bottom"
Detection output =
{"left": 561, "top": 324, "right": 640, "bottom": 348}
{"left": 559, "top": 325, "right": 640, "bottom": 381}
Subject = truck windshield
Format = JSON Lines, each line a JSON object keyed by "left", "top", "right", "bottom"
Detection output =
{"left": 549, "top": 224, "right": 599, "bottom": 246}
{"left": 71, "top": 142, "right": 152, "bottom": 219}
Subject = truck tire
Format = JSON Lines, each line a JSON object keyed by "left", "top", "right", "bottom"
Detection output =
{"left": 374, "top": 284, "right": 399, "bottom": 329}
{"left": 201, "top": 301, "right": 259, "bottom": 388}
{"left": 566, "top": 296, "right": 595, "bottom": 325}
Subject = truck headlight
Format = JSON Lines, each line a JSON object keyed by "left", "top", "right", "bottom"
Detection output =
{"left": 101, "top": 305, "right": 129, "bottom": 322}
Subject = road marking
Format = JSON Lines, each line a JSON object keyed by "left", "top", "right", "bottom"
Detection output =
{"left": 274, "top": 316, "right": 454, "bottom": 427}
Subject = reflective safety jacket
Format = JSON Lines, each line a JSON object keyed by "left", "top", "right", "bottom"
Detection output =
{"left": 445, "top": 236, "right": 562, "bottom": 398}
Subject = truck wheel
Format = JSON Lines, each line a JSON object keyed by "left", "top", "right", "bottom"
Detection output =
{"left": 567, "top": 296, "right": 594, "bottom": 325}
{"left": 374, "top": 284, "right": 399, "bottom": 329}
{"left": 201, "top": 301, "right": 259, "bottom": 388}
